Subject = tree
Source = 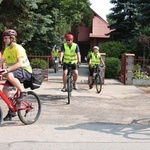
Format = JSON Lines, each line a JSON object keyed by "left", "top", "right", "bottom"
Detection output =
{"left": 107, "top": 0, "right": 140, "bottom": 40}
{"left": 0, "top": 0, "right": 92, "bottom": 54}
{"left": 137, "top": 26, "right": 150, "bottom": 68}
{"left": 137, "top": 0, "right": 150, "bottom": 27}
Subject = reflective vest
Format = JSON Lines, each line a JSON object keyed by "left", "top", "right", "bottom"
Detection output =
{"left": 53, "top": 50, "right": 59, "bottom": 58}
{"left": 87, "top": 51, "right": 93, "bottom": 58}
{"left": 91, "top": 53, "right": 101, "bottom": 66}
{"left": 3, "top": 43, "right": 32, "bottom": 73}
{"left": 63, "top": 43, "right": 77, "bottom": 64}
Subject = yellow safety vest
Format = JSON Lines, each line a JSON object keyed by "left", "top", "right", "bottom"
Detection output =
{"left": 91, "top": 53, "right": 101, "bottom": 66}
{"left": 2, "top": 43, "right": 32, "bottom": 73}
{"left": 53, "top": 50, "right": 59, "bottom": 58}
{"left": 63, "top": 43, "right": 77, "bottom": 64}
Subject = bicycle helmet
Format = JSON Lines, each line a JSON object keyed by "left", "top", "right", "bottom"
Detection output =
{"left": 2, "top": 29, "right": 17, "bottom": 37}
{"left": 65, "top": 34, "right": 74, "bottom": 40}
{"left": 93, "top": 46, "right": 99, "bottom": 50}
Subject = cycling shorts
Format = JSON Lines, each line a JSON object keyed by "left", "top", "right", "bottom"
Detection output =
{"left": 63, "top": 63, "right": 78, "bottom": 71}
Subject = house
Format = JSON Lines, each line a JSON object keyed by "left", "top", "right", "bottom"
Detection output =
{"left": 76, "top": 8, "right": 111, "bottom": 61}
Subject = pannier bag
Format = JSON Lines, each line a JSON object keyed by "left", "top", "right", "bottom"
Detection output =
{"left": 23, "top": 72, "right": 43, "bottom": 90}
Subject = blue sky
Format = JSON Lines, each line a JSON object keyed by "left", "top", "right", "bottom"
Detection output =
{"left": 90, "top": 0, "right": 113, "bottom": 21}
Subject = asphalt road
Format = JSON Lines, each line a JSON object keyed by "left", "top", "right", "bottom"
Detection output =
{"left": 0, "top": 64, "right": 150, "bottom": 150}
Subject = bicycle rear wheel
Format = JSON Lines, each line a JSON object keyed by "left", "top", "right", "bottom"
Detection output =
{"left": 0, "top": 106, "right": 2, "bottom": 126}
{"left": 18, "top": 91, "right": 41, "bottom": 125}
{"left": 95, "top": 74, "right": 102, "bottom": 93}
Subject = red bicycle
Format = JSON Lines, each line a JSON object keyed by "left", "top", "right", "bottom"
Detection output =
{"left": 0, "top": 74, "right": 41, "bottom": 125}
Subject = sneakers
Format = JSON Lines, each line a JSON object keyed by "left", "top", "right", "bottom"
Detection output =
{"left": 73, "top": 83, "right": 77, "bottom": 90}
{"left": 17, "top": 92, "right": 27, "bottom": 104}
{"left": 61, "top": 87, "right": 67, "bottom": 92}
{"left": 3, "top": 110, "right": 16, "bottom": 121}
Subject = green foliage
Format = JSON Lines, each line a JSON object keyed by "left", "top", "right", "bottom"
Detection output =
{"left": 133, "top": 64, "right": 150, "bottom": 79}
{"left": 30, "top": 58, "right": 47, "bottom": 69}
{"left": 100, "top": 41, "right": 128, "bottom": 58}
{"left": 105, "top": 57, "right": 121, "bottom": 78}
{"left": 108, "top": 0, "right": 150, "bottom": 41}
{"left": 0, "top": 0, "right": 92, "bottom": 54}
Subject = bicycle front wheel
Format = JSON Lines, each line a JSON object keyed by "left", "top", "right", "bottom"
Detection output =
{"left": 18, "top": 91, "right": 41, "bottom": 125}
{"left": 67, "top": 77, "right": 72, "bottom": 104}
{"left": 95, "top": 74, "right": 102, "bottom": 93}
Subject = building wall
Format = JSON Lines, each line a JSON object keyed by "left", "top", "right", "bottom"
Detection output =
{"left": 91, "top": 16, "right": 110, "bottom": 37}
{"left": 78, "top": 25, "right": 91, "bottom": 42}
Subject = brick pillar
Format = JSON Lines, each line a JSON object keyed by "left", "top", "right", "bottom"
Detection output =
{"left": 100, "top": 53, "right": 106, "bottom": 84}
{"left": 121, "top": 54, "right": 135, "bottom": 85}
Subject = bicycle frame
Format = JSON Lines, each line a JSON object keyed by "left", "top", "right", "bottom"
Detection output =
{"left": 67, "top": 66, "right": 73, "bottom": 90}
{"left": 93, "top": 64, "right": 102, "bottom": 81}
{"left": 0, "top": 83, "right": 19, "bottom": 112}
{"left": 0, "top": 83, "right": 33, "bottom": 112}
{"left": 0, "top": 80, "right": 41, "bottom": 125}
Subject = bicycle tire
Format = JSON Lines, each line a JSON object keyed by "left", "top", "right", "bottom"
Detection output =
{"left": 67, "top": 77, "right": 71, "bottom": 104}
{"left": 54, "top": 63, "right": 58, "bottom": 73}
{"left": 0, "top": 106, "right": 2, "bottom": 126}
{"left": 95, "top": 74, "right": 102, "bottom": 93}
{"left": 18, "top": 91, "right": 41, "bottom": 125}
{"left": 54, "top": 67, "right": 57, "bottom": 73}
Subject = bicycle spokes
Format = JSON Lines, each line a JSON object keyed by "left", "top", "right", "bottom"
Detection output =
{"left": 17, "top": 91, "right": 41, "bottom": 125}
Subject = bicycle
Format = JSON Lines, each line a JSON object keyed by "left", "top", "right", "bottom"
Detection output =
{"left": 53, "top": 57, "right": 59, "bottom": 73}
{"left": 0, "top": 71, "right": 41, "bottom": 125}
{"left": 88, "top": 64, "right": 104, "bottom": 93}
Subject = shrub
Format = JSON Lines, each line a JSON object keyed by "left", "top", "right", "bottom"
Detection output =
{"left": 105, "top": 57, "right": 121, "bottom": 78}
{"left": 133, "top": 64, "right": 150, "bottom": 80}
{"left": 30, "top": 58, "right": 47, "bottom": 69}
{"left": 100, "top": 41, "right": 128, "bottom": 58}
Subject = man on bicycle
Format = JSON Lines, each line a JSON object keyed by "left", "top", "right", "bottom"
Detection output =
{"left": 89, "top": 46, "right": 105, "bottom": 89}
{"left": 59, "top": 34, "right": 81, "bottom": 92}
{"left": 0, "top": 29, "right": 32, "bottom": 121}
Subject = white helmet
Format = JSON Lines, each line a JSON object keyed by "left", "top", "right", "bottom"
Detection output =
{"left": 93, "top": 46, "right": 99, "bottom": 50}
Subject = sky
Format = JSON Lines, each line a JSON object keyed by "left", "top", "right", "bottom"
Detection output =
{"left": 90, "top": 0, "right": 113, "bottom": 21}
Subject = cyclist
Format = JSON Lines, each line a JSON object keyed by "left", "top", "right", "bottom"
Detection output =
{"left": 89, "top": 46, "right": 105, "bottom": 89}
{"left": 59, "top": 34, "right": 81, "bottom": 92}
{"left": 51, "top": 46, "right": 60, "bottom": 63}
{"left": 0, "top": 29, "right": 32, "bottom": 121}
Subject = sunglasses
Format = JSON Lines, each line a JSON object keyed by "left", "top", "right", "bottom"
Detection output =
{"left": 66, "top": 39, "right": 72, "bottom": 41}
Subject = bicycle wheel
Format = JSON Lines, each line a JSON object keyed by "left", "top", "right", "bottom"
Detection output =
{"left": 18, "top": 91, "right": 41, "bottom": 125}
{"left": 54, "top": 65, "right": 56, "bottom": 73}
{"left": 95, "top": 74, "right": 102, "bottom": 93}
{"left": 67, "top": 77, "right": 71, "bottom": 104}
{"left": 0, "top": 106, "right": 2, "bottom": 125}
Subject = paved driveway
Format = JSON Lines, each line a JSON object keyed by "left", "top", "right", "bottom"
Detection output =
{"left": 0, "top": 64, "right": 150, "bottom": 150}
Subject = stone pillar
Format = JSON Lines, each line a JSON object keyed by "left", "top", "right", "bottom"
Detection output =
{"left": 100, "top": 53, "right": 106, "bottom": 84}
{"left": 121, "top": 54, "right": 135, "bottom": 85}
